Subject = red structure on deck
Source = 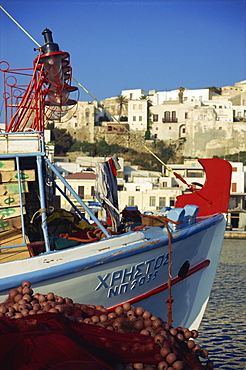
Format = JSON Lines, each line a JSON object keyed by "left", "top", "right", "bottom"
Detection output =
{"left": 0, "top": 28, "right": 78, "bottom": 133}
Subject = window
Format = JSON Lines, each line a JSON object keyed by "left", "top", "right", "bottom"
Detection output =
{"left": 169, "top": 126, "right": 172, "bottom": 130}
{"left": 153, "top": 114, "right": 158, "bottom": 122}
{"left": 159, "top": 197, "right": 166, "bottom": 208}
{"left": 170, "top": 197, "right": 175, "bottom": 207}
{"left": 138, "top": 104, "right": 142, "bottom": 109}
{"left": 133, "top": 104, "right": 137, "bottom": 109}
{"left": 133, "top": 116, "right": 136, "bottom": 121}
{"left": 130, "top": 93, "right": 133, "bottom": 99}
{"left": 85, "top": 110, "right": 89, "bottom": 117}
{"left": 149, "top": 196, "right": 156, "bottom": 207}
{"left": 164, "top": 111, "right": 170, "bottom": 120}
{"left": 185, "top": 112, "right": 188, "bottom": 119}
{"left": 231, "top": 183, "right": 237, "bottom": 192}
{"left": 128, "top": 196, "right": 135, "bottom": 206}
{"left": 78, "top": 186, "right": 84, "bottom": 199}
{"left": 162, "top": 182, "right": 167, "bottom": 187}
{"left": 172, "top": 111, "right": 176, "bottom": 120}
{"left": 139, "top": 116, "right": 142, "bottom": 121}
{"left": 232, "top": 167, "right": 238, "bottom": 172}
{"left": 91, "top": 186, "right": 95, "bottom": 197}
{"left": 182, "top": 127, "right": 185, "bottom": 134}
{"left": 187, "top": 170, "right": 203, "bottom": 178}
{"left": 74, "top": 123, "right": 78, "bottom": 127}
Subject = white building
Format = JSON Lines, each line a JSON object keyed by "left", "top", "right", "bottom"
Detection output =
{"left": 121, "top": 89, "right": 148, "bottom": 100}
{"left": 148, "top": 88, "right": 220, "bottom": 105}
{"left": 128, "top": 99, "right": 149, "bottom": 131}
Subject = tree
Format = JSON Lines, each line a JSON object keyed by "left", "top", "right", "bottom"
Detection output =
{"left": 51, "top": 128, "right": 74, "bottom": 155}
{"left": 153, "top": 140, "right": 176, "bottom": 164}
{"left": 139, "top": 95, "right": 152, "bottom": 140}
{"left": 115, "top": 95, "right": 128, "bottom": 120}
{"left": 178, "top": 87, "right": 185, "bottom": 104}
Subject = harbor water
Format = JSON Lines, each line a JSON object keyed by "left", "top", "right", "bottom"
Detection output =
{"left": 196, "top": 239, "right": 246, "bottom": 369}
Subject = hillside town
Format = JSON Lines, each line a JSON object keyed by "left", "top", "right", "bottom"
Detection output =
{"left": 46, "top": 80, "right": 246, "bottom": 230}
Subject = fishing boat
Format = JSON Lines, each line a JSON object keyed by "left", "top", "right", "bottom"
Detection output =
{"left": 0, "top": 29, "right": 232, "bottom": 331}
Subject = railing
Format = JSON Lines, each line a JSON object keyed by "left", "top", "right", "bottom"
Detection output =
{"left": 162, "top": 118, "right": 178, "bottom": 123}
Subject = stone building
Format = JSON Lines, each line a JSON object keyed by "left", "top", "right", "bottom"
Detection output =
{"left": 51, "top": 80, "right": 246, "bottom": 159}
{"left": 54, "top": 100, "right": 112, "bottom": 143}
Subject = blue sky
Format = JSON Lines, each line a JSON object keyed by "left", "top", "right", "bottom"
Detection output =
{"left": 0, "top": 0, "right": 245, "bottom": 104}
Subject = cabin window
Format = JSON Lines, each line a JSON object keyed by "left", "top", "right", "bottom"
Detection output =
{"left": 128, "top": 196, "right": 135, "bottom": 206}
{"left": 149, "top": 196, "right": 156, "bottom": 207}
{"left": 78, "top": 186, "right": 84, "bottom": 199}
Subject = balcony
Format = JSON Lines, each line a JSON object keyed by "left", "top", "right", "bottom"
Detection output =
{"left": 162, "top": 118, "right": 178, "bottom": 123}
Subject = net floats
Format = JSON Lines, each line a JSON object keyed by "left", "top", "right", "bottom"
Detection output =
{"left": 0, "top": 281, "right": 214, "bottom": 370}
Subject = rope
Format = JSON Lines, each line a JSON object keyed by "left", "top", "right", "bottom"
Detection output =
{"left": 137, "top": 213, "right": 186, "bottom": 325}
{"left": 30, "top": 208, "right": 47, "bottom": 223}
{"left": 166, "top": 222, "right": 174, "bottom": 326}
{"left": 0, "top": 4, "right": 174, "bottom": 175}
{"left": 0, "top": 4, "right": 213, "bottom": 202}
{"left": 0, "top": 6, "right": 41, "bottom": 47}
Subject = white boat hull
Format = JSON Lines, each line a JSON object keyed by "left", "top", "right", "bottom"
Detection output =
{"left": 0, "top": 213, "right": 225, "bottom": 330}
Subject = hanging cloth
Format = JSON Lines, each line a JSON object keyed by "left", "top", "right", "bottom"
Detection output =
{"left": 95, "top": 156, "right": 120, "bottom": 232}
